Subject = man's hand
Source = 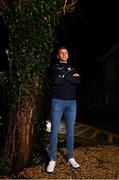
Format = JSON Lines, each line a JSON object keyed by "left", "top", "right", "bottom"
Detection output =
{"left": 73, "top": 73, "right": 80, "bottom": 77}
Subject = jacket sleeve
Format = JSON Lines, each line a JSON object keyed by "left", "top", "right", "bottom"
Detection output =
{"left": 52, "top": 64, "right": 65, "bottom": 85}
{"left": 65, "top": 70, "right": 80, "bottom": 84}
{"left": 54, "top": 75, "right": 66, "bottom": 84}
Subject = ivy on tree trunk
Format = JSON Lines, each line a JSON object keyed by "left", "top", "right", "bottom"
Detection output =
{"left": 3, "top": 0, "right": 63, "bottom": 171}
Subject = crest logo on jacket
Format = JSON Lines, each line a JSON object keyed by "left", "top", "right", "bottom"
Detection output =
{"left": 68, "top": 67, "right": 71, "bottom": 71}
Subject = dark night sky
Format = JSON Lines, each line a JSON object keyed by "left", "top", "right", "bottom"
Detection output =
{"left": 58, "top": 0, "right": 119, "bottom": 77}
{"left": 78, "top": 1, "right": 119, "bottom": 76}
{"left": 78, "top": 1, "right": 119, "bottom": 57}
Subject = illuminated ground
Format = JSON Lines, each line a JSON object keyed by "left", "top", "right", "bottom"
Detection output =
{"left": 46, "top": 120, "right": 119, "bottom": 146}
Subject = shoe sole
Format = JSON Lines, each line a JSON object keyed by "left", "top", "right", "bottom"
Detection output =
{"left": 46, "top": 165, "right": 56, "bottom": 173}
{"left": 68, "top": 162, "right": 80, "bottom": 169}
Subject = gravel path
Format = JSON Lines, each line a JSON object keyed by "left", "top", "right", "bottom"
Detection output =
{"left": 4, "top": 145, "right": 119, "bottom": 179}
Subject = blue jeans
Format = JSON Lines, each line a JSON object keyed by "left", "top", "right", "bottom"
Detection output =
{"left": 49, "top": 98, "right": 76, "bottom": 160}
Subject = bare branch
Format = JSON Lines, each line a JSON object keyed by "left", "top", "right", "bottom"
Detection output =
{"left": 0, "top": 0, "right": 8, "bottom": 11}
{"left": 58, "top": 0, "right": 77, "bottom": 16}
{"left": 63, "top": 0, "right": 67, "bottom": 15}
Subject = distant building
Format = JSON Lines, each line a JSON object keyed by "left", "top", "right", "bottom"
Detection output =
{"left": 78, "top": 42, "right": 119, "bottom": 133}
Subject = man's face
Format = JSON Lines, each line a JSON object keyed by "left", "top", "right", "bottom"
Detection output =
{"left": 57, "top": 48, "right": 69, "bottom": 63}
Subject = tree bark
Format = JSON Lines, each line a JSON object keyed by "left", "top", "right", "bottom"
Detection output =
{"left": 4, "top": 76, "right": 41, "bottom": 171}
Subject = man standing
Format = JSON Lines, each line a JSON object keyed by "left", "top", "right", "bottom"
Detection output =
{"left": 47, "top": 46, "right": 80, "bottom": 172}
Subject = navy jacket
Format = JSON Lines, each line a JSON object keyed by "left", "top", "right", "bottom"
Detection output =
{"left": 51, "top": 62, "right": 80, "bottom": 100}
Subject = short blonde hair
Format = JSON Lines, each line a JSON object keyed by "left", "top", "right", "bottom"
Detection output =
{"left": 57, "top": 46, "right": 68, "bottom": 55}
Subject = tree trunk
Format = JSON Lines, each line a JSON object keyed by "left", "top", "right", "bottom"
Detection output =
{"left": 4, "top": 76, "right": 41, "bottom": 171}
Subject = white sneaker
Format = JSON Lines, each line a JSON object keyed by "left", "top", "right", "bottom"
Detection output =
{"left": 68, "top": 158, "right": 80, "bottom": 168}
{"left": 46, "top": 160, "right": 56, "bottom": 172}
